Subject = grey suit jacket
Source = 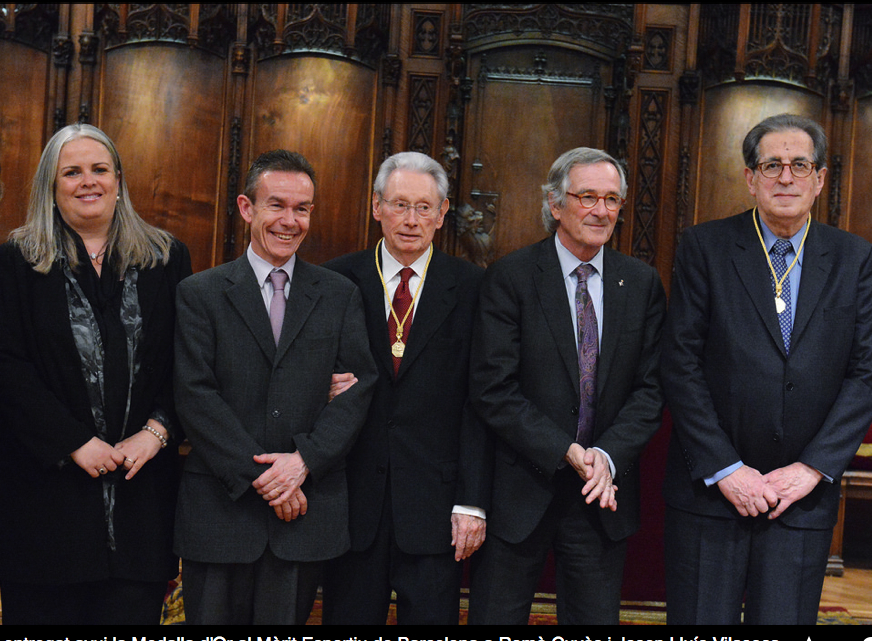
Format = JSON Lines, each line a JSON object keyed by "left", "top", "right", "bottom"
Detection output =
{"left": 662, "top": 210, "right": 872, "bottom": 529}
{"left": 470, "top": 236, "right": 666, "bottom": 544}
{"left": 173, "top": 254, "right": 377, "bottom": 563}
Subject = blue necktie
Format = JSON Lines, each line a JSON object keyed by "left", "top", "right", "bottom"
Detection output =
{"left": 575, "top": 264, "right": 598, "bottom": 447}
{"left": 770, "top": 239, "right": 793, "bottom": 353}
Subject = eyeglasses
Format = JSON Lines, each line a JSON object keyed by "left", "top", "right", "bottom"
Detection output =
{"left": 379, "top": 197, "right": 441, "bottom": 218}
{"left": 755, "top": 160, "right": 817, "bottom": 179}
{"left": 565, "top": 191, "right": 625, "bottom": 212}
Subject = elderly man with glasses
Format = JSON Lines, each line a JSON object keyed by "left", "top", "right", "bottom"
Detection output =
{"left": 321, "top": 151, "right": 491, "bottom": 625}
{"left": 466, "top": 147, "right": 667, "bottom": 624}
{"left": 661, "top": 113, "right": 872, "bottom": 624}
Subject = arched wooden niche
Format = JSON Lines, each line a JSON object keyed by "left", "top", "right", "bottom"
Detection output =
{"left": 451, "top": 4, "right": 634, "bottom": 265}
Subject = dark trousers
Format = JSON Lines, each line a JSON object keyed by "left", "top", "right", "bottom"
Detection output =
{"left": 322, "top": 487, "right": 462, "bottom": 625}
{"left": 468, "top": 468, "right": 627, "bottom": 625}
{"left": 0, "top": 578, "right": 168, "bottom": 625}
{"left": 665, "top": 506, "right": 832, "bottom": 625}
{"left": 181, "top": 547, "right": 321, "bottom": 625}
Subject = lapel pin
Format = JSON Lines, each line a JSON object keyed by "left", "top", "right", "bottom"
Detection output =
{"left": 619, "top": 279, "right": 624, "bottom": 287}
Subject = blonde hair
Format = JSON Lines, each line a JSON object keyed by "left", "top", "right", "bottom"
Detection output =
{"left": 10, "top": 123, "right": 173, "bottom": 275}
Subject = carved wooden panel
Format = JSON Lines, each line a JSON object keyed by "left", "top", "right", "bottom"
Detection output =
{"left": 0, "top": 40, "right": 51, "bottom": 238}
{"left": 99, "top": 45, "right": 226, "bottom": 274}
{"left": 458, "top": 47, "right": 608, "bottom": 264}
{"left": 250, "top": 56, "right": 377, "bottom": 265}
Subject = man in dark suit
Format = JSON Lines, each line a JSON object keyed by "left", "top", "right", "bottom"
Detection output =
{"left": 661, "top": 113, "right": 872, "bottom": 625}
{"left": 467, "top": 148, "right": 666, "bottom": 624}
{"left": 172, "top": 150, "right": 377, "bottom": 625}
{"left": 321, "top": 151, "right": 490, "bottom": 624}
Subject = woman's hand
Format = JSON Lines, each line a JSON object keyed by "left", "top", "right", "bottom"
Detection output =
{"left": 114, "top": 421, "right": 167, "bottom": 480}
{"left": 71, "top": 437, "right": 126, "bottom": 478}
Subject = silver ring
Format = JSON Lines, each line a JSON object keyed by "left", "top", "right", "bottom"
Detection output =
{"left": 125, "top": 457, "right": 135, "bottom": 464}
{"left": 99, "top": 467, "right": 107, "bottom": 475}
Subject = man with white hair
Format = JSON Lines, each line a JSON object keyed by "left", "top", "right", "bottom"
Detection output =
{"left": 321, "top": 151, "right": 491, "bottom": 624}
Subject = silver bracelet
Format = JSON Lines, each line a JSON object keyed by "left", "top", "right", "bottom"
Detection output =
{"left": 142, "top": 424, "right": 168, "bottom": 448}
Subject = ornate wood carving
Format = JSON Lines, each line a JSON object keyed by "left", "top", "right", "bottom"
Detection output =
{"left": 0, "top": 4, "right": 58, "bottom": 51}
{"left": 248, "top": 4, "right": 388, "bottom": 68}
{"left": 408, "top": 74, "right": 437, "bottom": 156}
{"left": 633, "top": 90, "right": 667, "bottom": 266}
{"left": 699, "top": 3, "right": 842, "bottom": 92}
{"left": 462, "top": 4, "right": 633, "bottom": 57}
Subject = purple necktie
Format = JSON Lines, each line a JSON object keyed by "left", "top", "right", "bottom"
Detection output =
{"left": 575, "top": 264, "right": 598, "bottom": 447}
{"left": 269, "top": 269, "right": 288, "bottom": 345}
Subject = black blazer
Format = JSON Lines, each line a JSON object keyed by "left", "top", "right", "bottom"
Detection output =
{"left": 0, "top": 239, "right": 191, "bottom": 584}
{"left": 173, "top": 256, "right": 377, "bottom": 563}
{"left": 469, "top": 236, "right": 666, "bottom": 544}
{"left": 323, "top": 247, "right": 491, "bottom": 555}
{"left": 662, "top": 210, "right": 872, "bottom": 528}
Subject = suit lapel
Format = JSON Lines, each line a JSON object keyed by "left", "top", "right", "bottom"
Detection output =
{"left": 792, "top": 221, "right": 832, "bottom": 347}
{"left": 398, "top": 250, "right": 456, "bottom": 379}
{"left": 354, "top": 248, "right": 395, "bottom": 376}
{"left": 731, "top": 212, "right": 788, "bottom": 355}
{"left": 533, "top": 238, "right": 580, "bottom": 388}
{"left": 277, "top": 260, "right": 321, "bottom": 362}
{"left": 598, "top": 248, "right": 626, "bottom": 396}
{"left": 224, "top": 256, "right": 277, "bottom": 361}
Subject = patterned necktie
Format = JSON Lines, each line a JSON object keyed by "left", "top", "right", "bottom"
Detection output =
{"left": 268, "top": 269, "right": 288, "bottom": 346}
{"left": 387, "top": 267, "right": 415, "bottom": 375}
{"left": 770, "top": 239, "right": 793, "bottom": 354}
{"left": 575, "top": 264, "right": 598, "bottom": 447}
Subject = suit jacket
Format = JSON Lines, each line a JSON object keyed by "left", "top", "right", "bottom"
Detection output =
{"left": 469, "top": 236, "right": 666, "bottom": 544}
{"left": 0, "top": 239, "right": 191, "bottom": 585}
{"left": 173, "top": 254, "right": 377, "bottom": 564}
{"left": 323, "top": 247, "right": 491, "bottom": 555}
{"left": 662, "top": 210, "right": 872, "bottom": 529}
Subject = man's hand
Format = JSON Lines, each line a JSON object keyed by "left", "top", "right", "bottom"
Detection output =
{"left": 564, "top": 443, "right": 618, "bottom": 511}
{"left": 717, "top": 464, "right": 779, "bottom": 517}
{"left": 252, "top": 451, "right": 309, "bottom": 506}
{"left": 328, "top": 372, "right": 358, "bottom": 402}
{"left": 451, "top": 513, "right": 486, "bottom": 561}
{"left": 762, "top": 462, "right": 823, "bottom": 519}
{"left": 272, "top": 488, "right": 309, "bottom": 522}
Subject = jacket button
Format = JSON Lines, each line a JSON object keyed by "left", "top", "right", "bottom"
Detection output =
{"left": 786, "top": 382, "right": 795, "bottom": 391}
{"left": 376, "top": 465, "right": 386, "bottom": 474}
{"left": 570, "top": 406, "right": 579, "bottom": 416}
{"left": 271, "top": 409, "right": 281, "bottom": 418}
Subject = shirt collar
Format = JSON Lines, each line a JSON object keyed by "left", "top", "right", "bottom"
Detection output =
{"left": 554, "top": 234, "right": 604, "bottom": 280}
{"left": 759, "top": 216, "right": 808, "bottom": 265}
{"left": 379, "top": 242, "right": 431, "bottom": 281}
{"left": 246, "top": 244, "right": 296, "bottom": 287}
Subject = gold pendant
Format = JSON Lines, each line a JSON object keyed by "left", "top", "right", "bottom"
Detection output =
{"left": 775, "top": 296, "right": 786, "bottom": 314}
{"left": 391, "top": 340, "right": 406, "bottom": 358}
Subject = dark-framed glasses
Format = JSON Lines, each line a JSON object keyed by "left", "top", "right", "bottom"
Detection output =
{"left": 379, "top": 197, "right": 440, "bottom": 218}
{"left": 566, "top": 191, "right": 625, "bottom": 212}
{"left": 756, "top": 160, "right": 817, "bottom": 179}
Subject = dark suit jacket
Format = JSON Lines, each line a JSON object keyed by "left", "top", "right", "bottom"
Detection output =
{"left": 323, "top": 247, "right": 491, "bottom": 555}
{"left": 469, "top": 236, "right": 666, "bottom": 544}
{"left": 661, "top": 210, "right": 872, "bottom": 529}
{"left": 173, "top": 255, "right": 377, "bottom": 564}
{"left": 0, "top": 239, "right": 191, "bottom": 585}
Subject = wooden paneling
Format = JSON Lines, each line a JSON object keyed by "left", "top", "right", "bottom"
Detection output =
{"left": 98, "top": 44, "right": 227, "bottom": 274}
{"left": 250, "top": 56, "right": 378, "bottom": 265}
{"left": 847, "top": 97, "right": 872, "bottom": 243}
{"left": 0, "top": 40, "right": 50, "bottom": 238}
{"left": 695, "top": 83, "right": 824, "bottom": 226}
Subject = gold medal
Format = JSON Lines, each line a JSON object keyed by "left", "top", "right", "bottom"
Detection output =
{"left": 392, "top": 340, "right": 406, "bottom": 358}
{"left": 775, "top": 296, "right": 786, "bottom": 314}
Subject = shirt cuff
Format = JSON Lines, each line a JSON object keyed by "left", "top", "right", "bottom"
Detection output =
{"left": 452, "top": 505, "right": 486, "bottom": 520}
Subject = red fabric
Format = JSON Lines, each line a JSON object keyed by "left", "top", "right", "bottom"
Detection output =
{"left": 850, "top": 423, "right": 872, "bottom": 471}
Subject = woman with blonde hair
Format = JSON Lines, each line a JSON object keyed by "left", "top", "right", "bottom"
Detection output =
{"left": 0, "top": 123, "right": 191, "bottom": 624}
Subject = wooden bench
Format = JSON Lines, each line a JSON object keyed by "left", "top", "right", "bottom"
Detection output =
{"left": 827, "top": 469, "right": 872, "bottom": 576}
